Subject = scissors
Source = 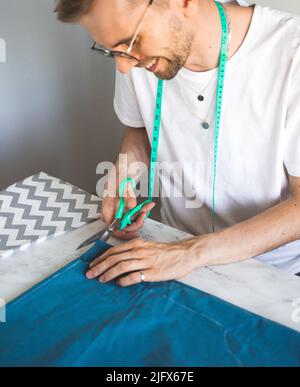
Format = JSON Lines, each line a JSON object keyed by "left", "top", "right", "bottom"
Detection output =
{"left": 77, "top": 178, "right": 152, "bottom": 250}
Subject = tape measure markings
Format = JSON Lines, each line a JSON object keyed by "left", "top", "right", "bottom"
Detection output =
{"left": 147, "top": 1, "right": 229, "bottom": 232}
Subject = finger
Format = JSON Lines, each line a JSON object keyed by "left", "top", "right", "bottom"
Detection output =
{"left": 108, "top": 215, "right": 142, "bottom": 240}
{"left": 140, "top": 202, "right": 156, "bottom": 214}
{"left": 122, "top": 213, "right": 146, "bottom": 232}
{"left": 88, "top": 239, "right": 144, "bottom": 269}
{"left": 99, "top": 259, "right": 150, "bottom": 283}
{"left": 121, "top": 202, "right": 156, "bottom": 233}
{"left": 117, "top": 269, "right": 156, "bottom": 287}
{"left": 101, "top": 197, "right": 117, "bottom": 225}
{"left": 124, "top": 201, "right": 155, "bottom": 217}
{"left": 87, "top": 248, "right": 146, "bottom": 279}
{"left": 124, "top": 184, "right": 137, "bottom": 210}
{"left": 101, "top": 182, "right": 138, "bottom": 225}
{"left": 87, "top": 251, "right": 137, "bottom": 279}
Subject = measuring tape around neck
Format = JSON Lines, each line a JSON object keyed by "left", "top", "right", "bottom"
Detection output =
{"left": 148, "top": 79, "right": 164, "bottom": 202}
{"left": 147, "top": 1, "right": 229, "bottom": 232}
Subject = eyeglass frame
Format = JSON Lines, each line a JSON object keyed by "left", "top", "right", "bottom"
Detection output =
{"left": 91, "top": 0, "right": 154, "bottom": 63}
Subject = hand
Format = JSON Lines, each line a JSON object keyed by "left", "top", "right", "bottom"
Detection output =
{"left": 101, "top": 181, "right": 155, "bottom": 240}
{"left": 86, "top": 238, "right": 200, "bottom": 287}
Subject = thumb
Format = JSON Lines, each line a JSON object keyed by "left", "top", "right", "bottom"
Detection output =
{"left": 101, "top": 196, "right": 117, "bottom": 225}
{"left": 124, "top": 183, "right": 137, "bottom": 209}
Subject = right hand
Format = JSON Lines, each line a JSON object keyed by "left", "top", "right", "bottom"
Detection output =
{"left": 101, "top": 182, "right": 155, "bottom": 240}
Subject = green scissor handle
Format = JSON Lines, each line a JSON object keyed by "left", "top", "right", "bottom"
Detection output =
{"left": 116, "top": 178, "right": 153, "bottom": 231}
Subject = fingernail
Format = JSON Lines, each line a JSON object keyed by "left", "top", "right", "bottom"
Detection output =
{"left": 86, "top": 271, "right": 93, "bottom": 279}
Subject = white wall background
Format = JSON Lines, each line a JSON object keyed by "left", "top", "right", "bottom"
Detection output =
{"left": 0, "top": 0, "right": 122, "bottom": 193}
{"left": 256, "top": 0, "right": 300, "bottom": 14}
{"left": 0, "top": 1, "right": 299, "bottom": 193}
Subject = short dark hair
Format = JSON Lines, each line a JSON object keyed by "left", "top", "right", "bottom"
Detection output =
{"left": 54, "top": 0, "right": 95, "bottom": 23}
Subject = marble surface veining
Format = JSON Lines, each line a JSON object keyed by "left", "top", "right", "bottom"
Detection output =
{"left": 0, "top": 218, "right": 300, "bottom": 332}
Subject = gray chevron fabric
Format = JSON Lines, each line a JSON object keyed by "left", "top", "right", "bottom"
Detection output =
{"left": 0, "top": 172, "right": 101, "bottom": 258}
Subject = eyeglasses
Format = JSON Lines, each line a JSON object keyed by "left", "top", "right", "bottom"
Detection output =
{"left": 91, "top": 0, "right": 154, "bottom": 63}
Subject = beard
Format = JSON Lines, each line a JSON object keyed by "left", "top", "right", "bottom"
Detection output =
{"left": 155, "top": 54, "right": 188, "bottom": 80}
{"left": 155, "top": 16, "right": 194, "bottom": 80}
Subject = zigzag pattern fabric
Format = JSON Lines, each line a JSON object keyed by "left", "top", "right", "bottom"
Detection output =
{"left": 0, "top": 172, "right": 101, "bottom": 258}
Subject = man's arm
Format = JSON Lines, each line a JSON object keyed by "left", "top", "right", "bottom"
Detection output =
{"left": 114, "top": 126, "right": 150, "bottom": 182}
{"left": 87, "top": 175, "right": 300, "bottom": 286}
{"left": 197, "top": 175, "right": 300, "bottom": 266}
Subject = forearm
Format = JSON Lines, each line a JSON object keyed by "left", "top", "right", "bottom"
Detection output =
{"left": 104, "top": 127, "right": 150, "bottom": 193}
{"left": 194, "top": 196, "right": 300, "bottom": 267}
{"left": 116, "top": 126, "right": 150, "bottom": 181}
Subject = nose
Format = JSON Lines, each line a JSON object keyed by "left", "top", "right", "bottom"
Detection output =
{"left": 115, "top": 57, "right": 138, "bottom": 74}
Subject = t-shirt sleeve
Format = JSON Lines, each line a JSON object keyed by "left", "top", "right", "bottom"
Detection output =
{"left": 284, "top": 40, "right": 300, "bottom": 177}
{"left": 113, "top": 68, "right": 145, "bottom": 128}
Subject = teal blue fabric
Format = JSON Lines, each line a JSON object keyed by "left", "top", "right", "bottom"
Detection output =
{"left": 0, "top": 240, "right": 299, "bottom": 367}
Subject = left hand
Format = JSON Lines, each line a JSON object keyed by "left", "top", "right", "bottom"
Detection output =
{"left": 86, "top": 238, "right": 200, "bottom": 287}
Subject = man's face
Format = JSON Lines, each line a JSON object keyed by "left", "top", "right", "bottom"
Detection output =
{"left": 80, "top": 0, "right": 194, "bottom": 80}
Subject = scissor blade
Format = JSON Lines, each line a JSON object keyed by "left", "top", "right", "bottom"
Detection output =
{"left": 76, "top": 219, "right": 121, "bottom": 250}
{"left": 100, "top": 218, "right": 122, "bottom": 242}
{"left": 77, "top": 229, "right": 108, "bottom": 250}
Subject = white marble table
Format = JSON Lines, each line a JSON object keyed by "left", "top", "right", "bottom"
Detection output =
{"left": 1, "top": 218, "right": 300, "bottom": 332}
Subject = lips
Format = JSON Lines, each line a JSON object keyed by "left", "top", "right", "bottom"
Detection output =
{"left": 145, "top": 58, "right": 159, "bottom": 72}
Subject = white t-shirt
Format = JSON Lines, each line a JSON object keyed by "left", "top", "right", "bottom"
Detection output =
{"left": 113, "top": 4, "right": 300, "bottom": 274}
{"left": 223, "top": 0, "right": 251, "bottom": 5}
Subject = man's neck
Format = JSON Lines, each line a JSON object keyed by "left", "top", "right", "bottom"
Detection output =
{"left": 184, "top": 1, "right": 255, "bottom": 72}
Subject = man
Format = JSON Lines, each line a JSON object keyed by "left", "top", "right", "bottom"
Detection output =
{"left": 55, "top": 0, "right": 300, "bottom": 286}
